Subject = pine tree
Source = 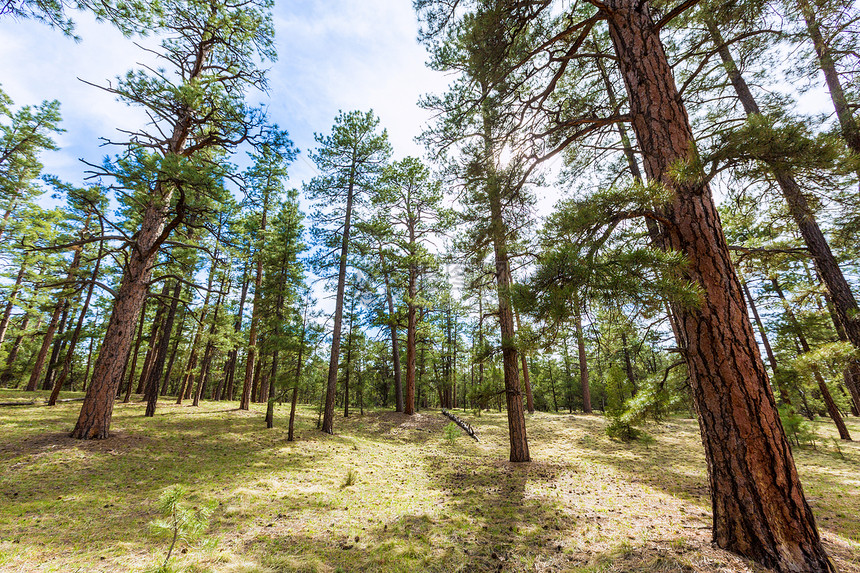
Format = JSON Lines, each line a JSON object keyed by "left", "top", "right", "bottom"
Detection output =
{"left": 306, "top": 110, "right": 391, "bottom": 435}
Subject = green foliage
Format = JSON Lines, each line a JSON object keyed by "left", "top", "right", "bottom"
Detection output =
{"left": 443, "top": 422, "right": 459, "bottom": 446}
{"left": 779, "top": 406, "right": 818, "bottom": 449}
{"left": 341, "top": 468, "right": 358, "bottom": 488}
{"left": 605, "top": 414, "right": 645, "bottom": 443}
{"left": 149, "top": 485, "right": 213, "bottom": 571}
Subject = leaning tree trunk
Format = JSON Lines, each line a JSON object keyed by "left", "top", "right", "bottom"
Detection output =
{"left": 770, "top": 277, "right": 851, "bottom": 440}
{"left": 740, "top": 278, "right": 790, "bottom": 405}
{"left": 27, "top": 246, "right": 82, "bottom": 392}
{"left": 604, "top": 1, "right": 834, "bottom": 569}
{"left": 25, "top": 301, "right": 65, "bottom": 392}
{"left": 0, "top": 312, "right": 31, "bottom": 385}
{"left": 707, "top": 18, "right": 860, "bottom": 351}
{"left": 71, "top": 193, "right": 173, "bottom": 439}
{"left": 794, "top": 0, "right": 860, "bottom": 156}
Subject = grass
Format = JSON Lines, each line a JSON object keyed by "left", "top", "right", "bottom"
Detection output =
{"left": 1, "top": 388, "right": 859, "bottom": 572}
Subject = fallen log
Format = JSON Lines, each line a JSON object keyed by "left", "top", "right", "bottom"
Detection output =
{"left": 441, "top": 409, "right": 479, "bottom": 442}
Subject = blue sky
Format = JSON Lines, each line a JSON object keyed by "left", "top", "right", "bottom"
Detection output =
{"left": 0, "top": 0, "right": 448, "bottom": 195}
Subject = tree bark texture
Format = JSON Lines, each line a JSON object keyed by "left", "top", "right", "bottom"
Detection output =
{"left": 603, "top": 1, "right": 833, "bottom": 569}
{"left": 71, "top": 196, "right": 171, "bottom": 439}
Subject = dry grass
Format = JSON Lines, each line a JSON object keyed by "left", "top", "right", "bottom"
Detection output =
{"left": 0, "top": 388, "right": 858, "bottom": 572}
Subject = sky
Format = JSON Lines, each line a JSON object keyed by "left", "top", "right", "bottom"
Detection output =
{"left": 0, "top": 0, "right": 450, "bottom": 195}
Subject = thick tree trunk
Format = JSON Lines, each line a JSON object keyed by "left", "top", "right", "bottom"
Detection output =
{"left": 605, "top": 1, "right": 833, "bottom": 569}
{"left": 573, "top": 299, "right": 592, "bottom": 413}
{"left": 322, "top": 174, "right": 355, "bottom": 434}
{"left": 71, "top": 194, "right": 171, "bottom": 439}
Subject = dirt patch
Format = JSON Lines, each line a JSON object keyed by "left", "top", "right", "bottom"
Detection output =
{"left": 0, "top": 430, "right": 155, "bottom": 460}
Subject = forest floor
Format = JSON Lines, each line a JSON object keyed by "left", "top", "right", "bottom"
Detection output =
{"left": 0, "top": 390, "right": 859, "bottom": 573}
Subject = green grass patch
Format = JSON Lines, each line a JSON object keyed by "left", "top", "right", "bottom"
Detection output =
{"left": 1, "top": 389, "right": 859, "bottom": 572}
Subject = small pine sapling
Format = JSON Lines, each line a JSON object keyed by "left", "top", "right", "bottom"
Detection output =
{"left": 149, "top": 485, "right": 213, "bottom": 572}
{"left": 443, "top": 422, "right": 459, "bottom": 446}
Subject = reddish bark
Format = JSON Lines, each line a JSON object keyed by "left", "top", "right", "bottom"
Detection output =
{"left": 602, "top": 1, "right": 833, "bottom": 569}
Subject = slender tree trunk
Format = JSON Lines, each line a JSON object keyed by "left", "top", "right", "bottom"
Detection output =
{"left": 605, "top": 2, "right": 833, "bottom": 568}
{"left": 0, "top": 260, "right": 27, "bottom": 346}
{"left": 479, "top": 96, "right": 529, "bottom": 461}
{"left": 123, "top": 297, "right": 149, "bottom": 403}
{"left": 25, "top": 302, "right": 64, "bottom": 392}
{"left": 288, "top": 302, "right": 309, "bottom": 441}
{"left": 42, "top": 301, "right": 71, "bottom": 390}
{"left": 823, "top": 295, "right": 860, "bottom": 414}
{"left": 49, "top": 241, "right": 103, "bottom": 405}
{"left": 619, "top": 330, "right": 638, "bottom": 397}
{"left": 548, "top": 361, "right": 558, "bottom": 412}
{"left": 0, "top": 312, "right": 30, "bottom": 385}
{"left": 740, "top": 278, "right": 790, "bottom": 405}
{"left": 379, "top": 247, "right": 404, "bottom": 412}
{"left": 83, "top": 333, "right": 94, "bottom": 392}
{"left": 161, "top": 307, "right": 185, "bottom": 397}
{"left": 707, "top": 19, "right": 860, "bottom": 353}
{"left": 145, "top": 280, "right": 182, "bottom": 416}
{"left": 573, "top": 298, "right": 592, "bottom": 413}
{"left": 770, "top": 277, "right": 851, "bottom": 440}
{"left": 405, "top": 265, "right": 417, "bottom": 415}
{"left": 242, "top": 204, "right": 268, "bottom": 410}
{"left": 562, "top": 334, "right": 574, "bottom": 413}
{"left": 323, "top": 170, "right": 356, "bottom": 434}
{"left": 793, "top": 0, "right": 860, "bottom": 156}
{"left": 513, "top": 309, "right": 535, "bottom": 413}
